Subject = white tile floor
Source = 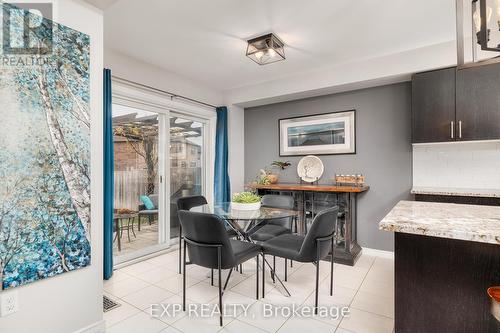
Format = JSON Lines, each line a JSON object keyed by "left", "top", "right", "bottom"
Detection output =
{"left": 104, "top": 249, "right": 394, "bottom": 333}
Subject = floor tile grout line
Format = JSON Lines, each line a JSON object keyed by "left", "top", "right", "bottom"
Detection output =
{"left": 105, "top": 293, "right": 171, "bottom": 329}
{"left": 106, "top": 284, "right": 199, "bottom": 330}
{"left": 346, "top": 256, "right": 395, "bottom": 320}
{"left": 261, "top": 260, "right": 331, "bottom": 333}
{"left": 336, "top": 255, "right": 377, "bottom": 330}
{"left": 125, "top": 269, "right": 181, "bottom": 286}
{"left": 108, "top": 253, "right": 393, "bottom": 332}
{"left": 109, "top": 268, "right": 307, "bottom": 329}
{"left": 105, "top": 281, "right": 155, "bottom": 299}
{"left": 292, "top": 260, "right": 349, "bottom": 331}
{"left": 106, "top": 267, "right": 202, "bottom": 329}
{"left": 347, "top": 305, "right": 395, "bottom": 320}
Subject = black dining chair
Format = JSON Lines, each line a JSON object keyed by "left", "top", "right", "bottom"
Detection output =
{"left": 176, "top": 195, "right": 208, "bottom": 274}
{"left": 176, "top": 196, "right": 239, "bottom": 277}
{"left": 178, "top": 210, "right": 261, "bottom": 326}
{"left": 250, "top": 194, "right": 296, "bottom": 241}
{"left": 248, "top": 194, "right": 296, "bottom": 280}
{"left": 260, "top": 206, "right": 338, "bottom": 314}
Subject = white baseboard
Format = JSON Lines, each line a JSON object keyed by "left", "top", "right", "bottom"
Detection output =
{"left": 362, "top": 247, "right": 394, "bottom": 259}
{"left": 114, "top": 245, "right": 178, "bottom": 269}
{"left": 73, "top": 320, "right": 106, "bottom": 333}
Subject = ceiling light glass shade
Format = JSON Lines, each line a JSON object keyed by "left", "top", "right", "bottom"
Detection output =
{"left": 246, "top": 33, "right": 285, "bottom": 65}
{"left": 473, "top": 0, "right": 500, "bottom": 51}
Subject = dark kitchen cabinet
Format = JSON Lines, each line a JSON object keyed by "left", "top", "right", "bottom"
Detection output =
{"left": 412, "top": 67, "right": 456, "bottom": 143}
{"left": 456, "top": 63, "right": 500, "bottom": 141}
{"left": 412, "top": 62, "right": 500, "bottom": 143}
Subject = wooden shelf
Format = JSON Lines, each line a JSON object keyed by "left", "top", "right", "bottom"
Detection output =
{"left": 250, "top": 183, "right": 369, "bottom": 193}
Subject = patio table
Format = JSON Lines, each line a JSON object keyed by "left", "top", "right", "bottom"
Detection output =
{"left": 113, "top": 212, "right": 138, "bottom": 251}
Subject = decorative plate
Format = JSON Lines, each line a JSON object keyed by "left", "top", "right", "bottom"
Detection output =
{"left": 297, "top": 155, "right": 324, "bottom": 182}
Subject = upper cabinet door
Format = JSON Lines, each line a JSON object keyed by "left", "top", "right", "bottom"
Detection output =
{"left": 456, "top": 63, "right": 500, "bottom": 141}
{"left": 412, "top": 68, "right": 456, "bottom": 143}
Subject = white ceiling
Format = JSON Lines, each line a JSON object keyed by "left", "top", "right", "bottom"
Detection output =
{"left": 84, "top": 0, "right": 121, "bottom": 10}
{"left": 103, "top": 0, "right": 456, "bottom": 92}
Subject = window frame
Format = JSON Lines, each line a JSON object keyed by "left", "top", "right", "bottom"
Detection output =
{"left": 111, "top": 78, "right": 216, "bottom": 265}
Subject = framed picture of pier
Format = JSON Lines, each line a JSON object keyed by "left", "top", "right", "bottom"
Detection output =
{"left": 279, "top": 110, "right": 356, "bottom": 156}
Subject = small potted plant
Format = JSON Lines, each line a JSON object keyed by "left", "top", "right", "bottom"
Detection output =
{"left": 268, "top": 160, "right": 291, "bottom": 183}
{"left": 271, "top": 160, "right": 291, "bottom": 171}
{"left": 257, "top": 169, "right": 275, "bottom": 184}
{"left": 231, "top": 191, "right": 261, "bottom": 210}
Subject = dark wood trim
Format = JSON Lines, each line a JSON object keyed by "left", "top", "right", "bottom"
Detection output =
{"left": 395, "top": 232, "right": 500, "bottom": 332}
{"left": 414, "top": 194, "right": 500, "bottom": 206}
{"left": 324, "top": 243, "right": 361, "bottom": 266}
{"left": 251, "top": 183, "right": 369, "bottom": 193}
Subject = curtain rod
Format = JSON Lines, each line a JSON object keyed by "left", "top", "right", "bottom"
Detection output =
{"left": 111, "top": 75, "right": 217, "bottom": 109}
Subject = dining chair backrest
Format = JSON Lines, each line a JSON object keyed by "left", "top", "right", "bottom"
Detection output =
{"left": 178, "top": 210, "right": 236, "bottom": 270}
{"left": 261, "top": 194, "right": 294, "bottom": 227}
{"left": 299, "top": 207, "right": 338, "bottom": 262}
{"left": 177, "top": 195, "right": 208, "bottom": 211}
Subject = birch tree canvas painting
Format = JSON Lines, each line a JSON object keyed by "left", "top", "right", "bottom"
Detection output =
{"left": 0, "top": 6, "right": 91, "bottom": 289}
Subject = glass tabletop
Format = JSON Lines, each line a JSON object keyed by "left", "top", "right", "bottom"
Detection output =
{"left": 190, "top": 202, "right": 299, "bottom": 221}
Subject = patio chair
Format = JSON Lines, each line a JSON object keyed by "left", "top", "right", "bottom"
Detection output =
{"left": 138, "top": 194, "right": 158, "bottom": 230}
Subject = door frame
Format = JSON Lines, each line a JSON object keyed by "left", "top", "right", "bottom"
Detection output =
{"left": 112, "top": 78, "right": 216, "bottom": 265}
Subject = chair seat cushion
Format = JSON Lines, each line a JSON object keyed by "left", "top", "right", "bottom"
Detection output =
{"left": 230, "top": 239, "right": 261, "bottom": 264}
{"left": 261, "top": 234, "right": 305, "bottom": 261}
{"left": 250, "top": 224, "right": 291, "bottom": 242}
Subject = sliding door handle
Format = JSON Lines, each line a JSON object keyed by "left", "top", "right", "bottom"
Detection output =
{"left": 458, "top": 121, "right": 462, "bottom": 139}
{"left": 450, "top": 121, "right": 454, "bottom": 139}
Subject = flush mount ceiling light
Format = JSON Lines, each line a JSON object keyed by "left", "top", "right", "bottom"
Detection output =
{"left": 246, "top": 33, "right": 285, "bottom": 65}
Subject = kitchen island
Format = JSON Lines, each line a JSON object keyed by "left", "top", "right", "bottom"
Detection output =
{"left": 380, "top": 200, "right": 500, "bottom": 333}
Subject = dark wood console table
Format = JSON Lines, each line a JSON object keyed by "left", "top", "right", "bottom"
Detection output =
{"left": 251, "top": 183, "right": 369, "bottom": 266}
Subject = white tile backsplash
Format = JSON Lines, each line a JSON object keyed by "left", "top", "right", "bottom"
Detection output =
{"left": 413, "top": 141, "right": 500, "bottom": 189}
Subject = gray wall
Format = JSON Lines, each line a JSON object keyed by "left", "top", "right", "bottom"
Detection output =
{"left": 244, "top": 82, "right": 412, "bottom": 251}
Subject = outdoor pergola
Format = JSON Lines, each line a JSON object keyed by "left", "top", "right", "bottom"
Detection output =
{"left": 112, "top": 113, "right": 202, "bottom": 195}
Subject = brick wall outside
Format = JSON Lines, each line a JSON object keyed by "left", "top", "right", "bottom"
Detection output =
{"left": 114, "top": 140, "right": 147, "bottom": 171}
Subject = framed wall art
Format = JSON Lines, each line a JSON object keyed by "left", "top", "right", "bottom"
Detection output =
{"left": 0, "top": 4, "right": 91, "bottom": 289}
{"left": 279, "top": 110, "right": 356, "bottom": 156}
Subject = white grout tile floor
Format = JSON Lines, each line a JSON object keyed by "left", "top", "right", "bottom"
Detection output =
{"left": 104, "top": 249, "right": 395, "bottom": 333}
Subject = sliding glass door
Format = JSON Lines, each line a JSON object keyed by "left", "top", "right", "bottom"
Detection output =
{"left": 110, "top": 76, "right": 215, "bottom": 264}
{"left": 169, "top": 114, "right": 206, "bottom": 240}
{"left": 112, "top": 104, "right": 167, "bottom": 263}
{"left": 110, "top": 85, "right": 213, "bottom": 264}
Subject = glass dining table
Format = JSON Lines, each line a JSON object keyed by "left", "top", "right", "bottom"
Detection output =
{"left": 190, "top": 202, "right": 300, "bottom": 296}
{"left": 192, "top": 202, "right": 298, "bottom": 238}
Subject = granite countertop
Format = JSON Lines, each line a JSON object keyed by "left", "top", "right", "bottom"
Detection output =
{"left": 411, "top": 186, "right": 500, "bottom": 198}
{"left": 379, "top": 200, "right": 500, "bottom": 245}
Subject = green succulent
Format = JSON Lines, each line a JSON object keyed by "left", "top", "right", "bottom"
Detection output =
{"left": 255, "top": 169, "right": 271, "bottom": 185}
{"left": 232, "top": 192, "right": 261, "bottom": 204}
